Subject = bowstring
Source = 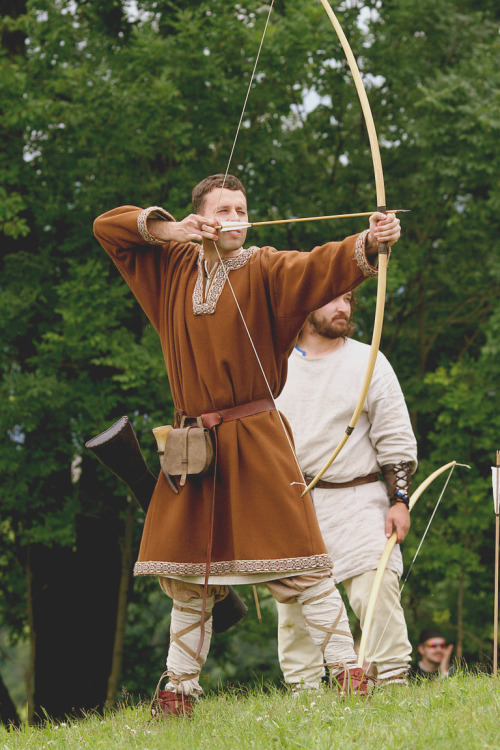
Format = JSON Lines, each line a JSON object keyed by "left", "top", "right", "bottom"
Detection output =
{"left": 215, "top": 0, "right": 276, "bottom": 210}
{"left": 208, "top": 0, "right": 307, "bottom": 485}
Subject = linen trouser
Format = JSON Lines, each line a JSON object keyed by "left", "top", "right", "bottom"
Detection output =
{"left": 277, "top": 568, "right": 412, "bottom": 687}
{"left": 158, "top": 570, "right": 357, "bottom": 695}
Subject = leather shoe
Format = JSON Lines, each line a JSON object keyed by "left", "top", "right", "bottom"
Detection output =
{"left": 150, "top": 690, "right": 194, "bottom": 718}
{"left": 335, "top": 667, "right": 370, "bottom": 696}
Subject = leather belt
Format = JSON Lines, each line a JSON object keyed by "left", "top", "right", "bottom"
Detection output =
{"left": 175, "top": 398, "right": 275, "bottom": 430}
{"left": 304, "top": 472, "right": 379, "bottom": 490}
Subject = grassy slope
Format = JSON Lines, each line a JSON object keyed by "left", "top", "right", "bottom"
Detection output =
{"left": 1, "top": 673, "right": 499, "bottom": 749}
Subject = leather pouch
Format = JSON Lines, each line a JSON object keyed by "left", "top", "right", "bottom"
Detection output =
{"left": 162, "top": 417, "right": 214, "bottom": 486}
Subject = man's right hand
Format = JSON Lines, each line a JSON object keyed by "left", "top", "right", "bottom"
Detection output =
{"left": 385, "top": 502, "right": 410, "bottom": 543}
{"left": 148, "top": 214, "right": 218, "bottom": 243}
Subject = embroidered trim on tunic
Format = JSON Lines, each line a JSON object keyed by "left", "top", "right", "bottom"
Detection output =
{"left": 354, "top": 229, "right": 378, "bottom": 278}
{"left": 133, "top": 554, "right": 332, "bottom": 577}
{"left": 137, "top": 206, "right": 174, "bottom": 245}
{"left": 192, "top": 246, "right": 259, "bottom": 315}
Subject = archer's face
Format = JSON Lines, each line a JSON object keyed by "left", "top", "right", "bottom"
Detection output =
{"left": 201, "top": 188, "right": 248, "bottom": 254}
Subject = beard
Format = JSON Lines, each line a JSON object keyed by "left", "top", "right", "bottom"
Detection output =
{"left": 309, "top": 311, "right": 352, "bottom": 340}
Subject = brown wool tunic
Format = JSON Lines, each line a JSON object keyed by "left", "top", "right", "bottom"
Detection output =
{"left": 93, "top": 206, "right": 377, "bottom": 581}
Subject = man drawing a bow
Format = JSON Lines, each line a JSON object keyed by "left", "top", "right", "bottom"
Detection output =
{"left": 94, "top": 173, "right": 401, "bottom": 716}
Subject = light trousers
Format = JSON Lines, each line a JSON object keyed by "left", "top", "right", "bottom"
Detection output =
{"left": 159, "top": 571, "right": 357, "bottom": 694}
{"left": 277, "top": 568, "right": 412, "bottom": 686}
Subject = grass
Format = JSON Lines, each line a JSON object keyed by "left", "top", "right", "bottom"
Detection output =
{"left": 1, "top": 671, "right": 499, "bottom": 750}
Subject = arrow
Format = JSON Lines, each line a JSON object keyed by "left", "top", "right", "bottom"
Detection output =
{"left": 217, "top": 209, "right": 410, "bottom": 232}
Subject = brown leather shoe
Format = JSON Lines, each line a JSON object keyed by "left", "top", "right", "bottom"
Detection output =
{"left": 335, "top": 667, "right": 370, "bottom": 696}
{"left": 150, "top": 690, "right": 194, "bottom": 718}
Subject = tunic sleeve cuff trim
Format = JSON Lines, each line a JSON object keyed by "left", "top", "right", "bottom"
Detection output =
{"left": 355, "top": 229, "right": 378, "bottom": 278}
{"left": 137, "top": 206, "right": 174, "bottom": 245}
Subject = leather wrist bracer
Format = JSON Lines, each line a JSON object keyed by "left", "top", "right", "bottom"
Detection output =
{"left": 381, "top": 461, "right": 412, "bottom": 508}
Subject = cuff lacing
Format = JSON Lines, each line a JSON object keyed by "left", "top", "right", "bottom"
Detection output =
{"left": 382, "top": 461, "right": 413, "bottom": 508}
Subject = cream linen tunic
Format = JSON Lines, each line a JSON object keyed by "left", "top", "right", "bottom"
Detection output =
{"left": 275, "top": 340, "right": 417, "bottom": 581}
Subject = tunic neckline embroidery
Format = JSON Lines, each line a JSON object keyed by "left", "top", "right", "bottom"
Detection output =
{"left": 193, "top": 246, "right": 259, "bottom": 315}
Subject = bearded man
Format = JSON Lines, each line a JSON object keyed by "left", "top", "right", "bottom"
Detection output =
{"left": 275, "top": 291, "right": 417, "bottom": 689}
{"left": 94, "top": 174, "right": 401, "bottom": 715}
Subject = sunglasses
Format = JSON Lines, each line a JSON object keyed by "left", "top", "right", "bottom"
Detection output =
{"left": 425, "top": 640, "right": 446, "bottom": 648}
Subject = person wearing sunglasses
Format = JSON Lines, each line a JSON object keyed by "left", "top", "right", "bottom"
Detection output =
{"left": 409, "top": 627, "right": 454, "bottom": 679}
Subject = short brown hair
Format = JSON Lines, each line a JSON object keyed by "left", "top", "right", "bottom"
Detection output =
{"left": 192, "top": 174, "right": 246, "bottom": 213}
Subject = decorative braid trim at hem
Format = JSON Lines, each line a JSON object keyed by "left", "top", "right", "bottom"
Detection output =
{"left": 137, "top": 206, "right": 174, "bottom": 245}
{"left": 354, "top": 229, "right": 378, "bottom": 277}
{"left": 134, "top": 554, "right": 332, "bottom": 577}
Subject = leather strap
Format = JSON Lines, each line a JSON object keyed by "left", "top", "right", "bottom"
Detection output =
{"left": 196, "top": 422, "right": 219, "bottom": 660}
{"left": 175, "top": 398, "right": 275, "bottom": 430}
{"left": 180, "top": 426, "right": 191, "bottom": 486}
{"left": 304, "top": 472, "right": 379, "bottom": 490}
{"left": 202, "top": 397, "right": 274, "bottom": 429}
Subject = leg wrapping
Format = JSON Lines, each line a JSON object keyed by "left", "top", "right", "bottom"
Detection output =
{"left": 165, "top": 595, "right": 214, "bottom": 696}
